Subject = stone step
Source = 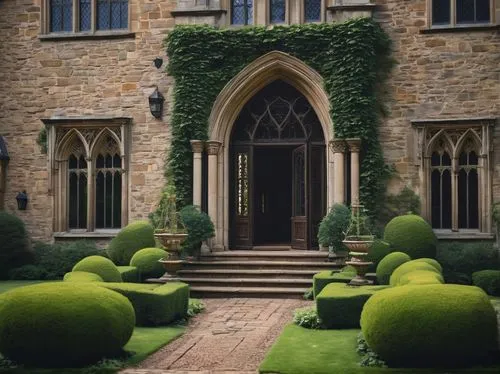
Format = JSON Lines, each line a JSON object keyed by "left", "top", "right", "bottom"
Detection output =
{"left": 200, "top": 250, "right": 339, "bottom": 262}
{"left": 184, "top": 260, "right": 342, "bottom": 271}
{"left": 252, "top": 245, "right": 292, "bottom": 251}
{"left": 178, "top": 268, "right": 334, "bottom": 279}
{"left": 189, "top": 286, "right": 310, "bottom": 299}
{"left": 180, "top": 277, "right": 313, "bottom": 288}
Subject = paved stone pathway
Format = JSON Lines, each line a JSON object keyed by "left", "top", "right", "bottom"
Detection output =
{"left": 121, "top": 298, "right": 311, "bottom": 374}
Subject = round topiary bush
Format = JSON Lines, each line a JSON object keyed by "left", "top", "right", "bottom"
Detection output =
{"left": 130, "top": 247, "right": 168, "bottom": 279}
{"left": 0, "top": 211, "right": 33, "bottom": 279}
{"left": 472, "top": 270, "right": 500, "bottom": 296}
{"left": 384, "top": 214, "right": 437, "bottom": 259}
{"left": 398, "top": 270, "right": 444, "bottom": 286}
{"left": 0, "top": 282, "right": 135, "bottom": 367}
{"left": 389, "top": 259, "right": 441, "bottom": 286}
{"left": 63, "top": 271, "right": 104, "bottom": 283}
{"left": 107, "top": 220, "right": 155, "bottom": 265}
{"left": 360, "top": 284, "right": 498, "bottom": 367}
{"left": 414, "top": 257, "right": 442, "bottom": 273}
{"left": 376, "top": 252, "right": 411, "bottom": 285}
{"left": 72, "top": 256, "right": 122, "bottom": 282}
{"left": 366, "top": 240, "right": 391, "bottom": 272}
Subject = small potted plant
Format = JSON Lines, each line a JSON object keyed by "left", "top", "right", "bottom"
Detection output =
{"left": 317, "top": 203, "right": 351, "bottom": 253}
{"left": 179, "top": 205, "right": 215, "bottom": 260}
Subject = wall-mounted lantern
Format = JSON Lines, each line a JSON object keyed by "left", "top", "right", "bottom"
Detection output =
{"left": 149, "top": 87, "right": 164, "bottom": 119}
{"left": 153, "top": 57, "right": 163, "bottom": 69}
{"left": 16, "top": 190, "right": 28, "bottom": 210}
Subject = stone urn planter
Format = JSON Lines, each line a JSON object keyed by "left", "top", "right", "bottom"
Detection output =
{"left": 155, "top": 232, "right": 188, "bottom": 282}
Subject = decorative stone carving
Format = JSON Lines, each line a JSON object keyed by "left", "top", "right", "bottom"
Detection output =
{"left": 190, "top": 139, "right": 204, "bottom": 154}
{"left": 345, "top": 138, "right": 362, "bottom": 152}
{"left": 329, "top": 139, "right": 346, "bottom": 153}
{"left": 206, "top": 140, "right": 222, "bottom": 155}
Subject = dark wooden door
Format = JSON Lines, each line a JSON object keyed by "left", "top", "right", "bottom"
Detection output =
{"left": 291, "top": 145, "right": 308, "bottom": 249}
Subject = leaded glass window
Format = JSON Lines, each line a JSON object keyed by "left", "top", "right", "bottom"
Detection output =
{"left": 304, "top": 0, "right": 321, "bottom": 22}
{"left": 95, "top": 137, "right": 122, "bottom": 229}
{"left": 68, "top": 153, "right": 88, "bottom": 229}
{"left": 232, "top": 0, "right": 253, "bottom": 25}
{"left": 50, "top": 0, "right": 73, "bottom": 32}
{"left": 80, "top": 0, "right": 92, "bottom": 31}
{"left": 97, "top": 0, "right": 128, "bottom": 30}
{"left": 430, "top": 148, "right": 452, "bottom": 229}
{"left": 458, "top": 147, "right": 479, "bottom": 229}
{"left": 270, "top": 0, "right": 286, "bottom": 23}
{"left": 456, "top": 0, "right": 490, "bottom": 24}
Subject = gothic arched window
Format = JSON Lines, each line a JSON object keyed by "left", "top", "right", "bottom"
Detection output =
{"left": 68, "top": 152, "right": 88, "bottom": 229}
{"left": 458, "top": 144, "right": 479, "bottom": 229}
{"left": 430, "top": 149, "right": 452, "bottom": 229}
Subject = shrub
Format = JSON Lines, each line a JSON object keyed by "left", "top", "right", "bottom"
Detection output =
{"left": 376, "top": 252, "right": 411, "bottom": 285}
{"left": 437, "top": 241, "right": 499, "bottom": 277}
{"left": 414, "top": 257, "right": 442, "bottom": 272}
{"left": 188, "top": 299, "right": 205, "bottom": 318}
{"left": 72, "top": 256, "right": 122, "bottom": 282}
{"left": 389, "top": 259, "right": 441, "bottom": 286}
{"left": 398, "top": 270, "right": 444, "bottom": 286}
{"left": 98, "top": 282, "right": 189, "bottom": 326}
{"left": 365, "top": 240, "right": 391, "bottom": 272}
{"left": 313, "top": 270, "right": 355, "bottom": 298}
{"left": 293, "top": 308, "right": 322, "bottom": 329}
{"left": 317, "top": 204, "right": 351, "bottom": 250}
{"left": 130, "top": 247, "right": 167, "bottom": 280}
{"left": 472, "top": 270, "right": 500, "bottom": 296}
{"left": 0, "top": 212, "right": 33, "bottom": 279}
{"left": 32, "top": 241, "right": 104, "bottom": 280}
{"left": 360, "top": 284, "right": 498, "bottom": 367}
{"left": 384, "top": 214, "right": 437, "bottom": 259}
{"left": 107, "top": 221, "right": 155, "bottom": 265}
{"left": 117, "top": 266, "right": 139, "bottom": 283}
{"left": 179, "top": 205, "right": 215, "bottom": 257}
{"left": 0, "top": 282, "right": 135, "bottom": 367}
{"left": 63, "top": 271, "right": 103, "bottom": 283}
{"left": 316, "top": 283, "right": 387, "bottom": 329}
{"left": 9, "top": 265, "right": 47, "bottom": 280}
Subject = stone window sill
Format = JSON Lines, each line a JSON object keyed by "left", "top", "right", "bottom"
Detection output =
{"left": 53, "top": 230, "right": 119, "bottom": 239}
{"left": 433, "top": 230, "right": 495, "bottom": 240}
{"left": 39, "top": 30, "right": 136, "bottom": 41}
{"left": 420, "top": 24, "right": 500, "bottom": 34}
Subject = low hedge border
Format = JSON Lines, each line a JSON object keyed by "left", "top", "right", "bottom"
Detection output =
{"left": 313, "top": 271, "right": 355, "bottom": 298}
{"left": 472, "top": 270, "right": 500, "bottom": 296}
{"left": 117, "top": 266, "right": 140, "bottom": 283}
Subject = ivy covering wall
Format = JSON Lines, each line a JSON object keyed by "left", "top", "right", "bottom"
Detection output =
{"left": 165, "top": 18, "right": 392, "bottom": 217}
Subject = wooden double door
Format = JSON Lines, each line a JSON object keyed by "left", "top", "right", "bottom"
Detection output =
{"left": 230, "top": 143, "right": 325, "bottom": 249}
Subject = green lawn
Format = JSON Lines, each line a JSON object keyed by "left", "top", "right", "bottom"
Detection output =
{"left": 259, "top": 324, "right": 500, "bottom": 374}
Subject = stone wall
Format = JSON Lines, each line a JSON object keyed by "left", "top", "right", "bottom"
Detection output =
{"left": 0, "top": 0, "right": 176, "bottom": 241}
{"left": 374, "top": 0, "right": 499, "bottom": 198}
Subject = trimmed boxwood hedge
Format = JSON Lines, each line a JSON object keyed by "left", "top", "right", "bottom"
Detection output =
{"left": 63, "top": 271, "right": 103, "bottom": 283}
{"left": 389, "top": 259, "right": 441, "bottom": 286}
{"left": 107, "top": 221, "right": 156, "bottom": 265}
{"left": 398, "top": 270, "right": 444, "bottom": 286}
{"left": 360, "top": 284, "right": 498, "bottom": 367}
{"left": 313, "top": 270, "right": 355, "bottom": 298}
{"left": 98, "top": 282, "right": 189, "bottom": 326}
{"left": 316, "top": 283, "right": 387, "bottom": 329}
{"left": 72, "top": 255, "right": 122, "bottom": 282}
{"left": 376, "top": 252, "right": 411, "bottom": 285}
{"left": 117, "top": 265, "right": 140, "bottom": 283}
{"left": 0, "top": 282, "right": 135, "bottom": 367}
{"left": 384, "top": 214, "right": 437, "bottom": 259}
{"left": 365, "top": 239, "right": 391, "bottom": 272}
{"left": 472, "top": 270, "right": 500, "bottom": 296}
{"left": 0, "top": 211, "right": 33, "bottom": 279}
{"left": 130, "top": 247, "right": 168, "bottom": 280}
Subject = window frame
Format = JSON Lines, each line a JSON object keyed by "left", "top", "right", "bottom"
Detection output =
{"left": 268, "top": 0, "right": 289, "bottom": 24}
{"left": 412, "top": 118, "right": 496, "bottom": 239}
{"left": 41, "top": 0, "right": 131, "bottom": 36}
{"left": 301, "top": 0, "right": 324, "bottom": 23}
{"left": 428, "top": 0, "right": 496, "bottom": 29}
{"left": 229, "top": 0, "right": 255, "bottom": 26}
{"left": 43, "top": 117, "right": 131, "bottom": 236}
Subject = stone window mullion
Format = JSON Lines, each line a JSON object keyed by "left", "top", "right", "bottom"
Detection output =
{"left": 87, "top": 156, "right": 95, "bottom": 231}
{"left": 451, "top": 156, "right": 459, "bottom": 231}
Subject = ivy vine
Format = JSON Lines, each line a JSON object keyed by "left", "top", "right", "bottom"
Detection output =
{"left": 165, "top": 18, "right": 393, "bottom": 217}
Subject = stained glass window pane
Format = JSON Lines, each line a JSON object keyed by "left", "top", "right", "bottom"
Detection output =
{"left": 432, "top": 0, "right": 450, "bottom": 25}
{"left": 50, "top": 0, "right": 73, "bottom": 32}
{"left": 80, "top": 0, "right": 91, "bottom": 31}
{"left": 270, "top": 0, "right": 285, "bottom": 23}
{"left": 304, "top": 0, "right": 321, "bottom": 22}
{"left": 97, "top": 0, "right": 110, "bottom": 30}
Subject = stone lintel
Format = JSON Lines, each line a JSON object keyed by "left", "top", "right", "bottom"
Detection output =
{"left": 411, "top": 117, "right": 498, "bottom": 127}
{"left": 329, "top": 139, "right": 346, "bottom": 153}
{"left": 206, "top": 140, "right": 222, "bottom": 155}
{"left": 345, "top": 138, "right": 362, "bottom": 152}
{"left": 41, "top": 116, "right": 133, "bottom": 128}
{"left": 190, "top": 139, "right": 205, "bottom": 154}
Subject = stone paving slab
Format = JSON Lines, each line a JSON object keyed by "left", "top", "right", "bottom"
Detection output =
{"left": 120, "top": 298, "right": 310, "bottom": 374}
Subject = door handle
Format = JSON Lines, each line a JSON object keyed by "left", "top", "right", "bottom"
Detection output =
{"left": 261, "top": 192, "right": 265, "bottom": 214}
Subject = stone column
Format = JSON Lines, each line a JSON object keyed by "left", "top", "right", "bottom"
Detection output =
{"left": 346, "top": 138, "right": 362, "bottom": 209}
{"left": 190, "top": 140, "right": 204, "bottom": 208}
{"left": 206, "top": 141, "right": 222, "bottom": 250}
{"left": 329, "top": 140, "right": 346, "bottom": 205}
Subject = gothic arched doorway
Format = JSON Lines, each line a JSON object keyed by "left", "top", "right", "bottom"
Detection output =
{"left": 230, "top": 80, "right": 326, "bottom": 249}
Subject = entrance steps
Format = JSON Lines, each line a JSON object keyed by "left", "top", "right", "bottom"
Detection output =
{"left": 179, "top": 250, "right": 346, "bottom": 298}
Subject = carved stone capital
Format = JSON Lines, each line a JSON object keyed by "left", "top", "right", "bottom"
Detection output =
{"left": 329, "top": 139, "right": 346, "bottom": 153}
{"left": 206, "top": 140, "right": 222, "bottom": 155}
{"left": 346, "top": 138, "right": 362, "bottom": 153}
{"left": 190, "top": 139, "right": 204, "bottom": 154}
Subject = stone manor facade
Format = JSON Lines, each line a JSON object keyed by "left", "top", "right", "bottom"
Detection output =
{"left": 0, "top": 0, "right": 498, "bottom": 248}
